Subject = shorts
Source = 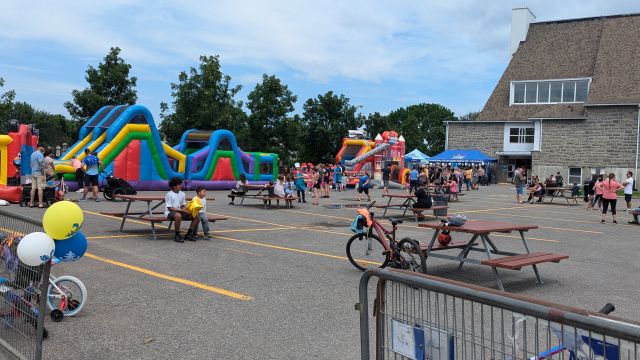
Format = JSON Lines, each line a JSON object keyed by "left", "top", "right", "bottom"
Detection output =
{"left": 383, "top": 179, "right": 389, "bottom": 187}
{"left": 358, "top": 187, "right": 369, "bottom": 194}
{"left": 31, "top": 175, "right": 46, "bottom": 191}
{"left": 625, "top": 194, "right": 632, "bottom": 202}
{"left": 516, "top": 186, "right": 524, "bottom": 196}
{"left": 313, "top": 183, "right": 321, "bottom": 189}
{"left": 85, "top": 174, "right": 99, "bottom": 187}
{"left": 167, "top": 211, "right": 193, "bottom": 221}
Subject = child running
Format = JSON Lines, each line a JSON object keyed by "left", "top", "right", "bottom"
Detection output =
{"left": 357, "top": 171, "right": 372, "bottom": 202}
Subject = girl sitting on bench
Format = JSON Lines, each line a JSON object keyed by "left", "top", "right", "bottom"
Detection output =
{"left": 413, "top": 183, "right": 433, "bottom": 221}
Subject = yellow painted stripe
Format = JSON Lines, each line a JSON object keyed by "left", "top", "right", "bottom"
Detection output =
{"left": 84, "top": 253, "right": 254, "bottom": 300}
{"left": 86, "top": 227, "right": 295, "bottom": 240}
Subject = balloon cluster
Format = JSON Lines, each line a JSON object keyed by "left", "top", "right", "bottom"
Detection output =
{"left": 16, "top": 201, "right": 87, "bottom": 266}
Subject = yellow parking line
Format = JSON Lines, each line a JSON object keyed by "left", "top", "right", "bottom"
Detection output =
{"left": 84, "top": 253, "right": 254, "bottom": 300}
{"left": 206, "top": 212, "right": 351, "bottom": 236}
{"left": 86, "top": 227, "right": 295, "bottom": 240}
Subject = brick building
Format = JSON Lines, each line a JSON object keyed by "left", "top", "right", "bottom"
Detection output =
{"left": 446, "top": 8, "right": 640, "bottom": 184}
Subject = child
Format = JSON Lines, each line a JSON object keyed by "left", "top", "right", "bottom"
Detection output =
{"left": 295, "top": 172, "right": 307, "bottom": 203}
{"left": 284, "top": 176, "right": 295, "bottom": 198}
{"left": 195, "top": 186, "right": 212, "bottom": 240}
{"left": 274, "top": 175, "right": 286, "bottom": 197}
{"left": 229, "top": 173, "right": 248, "bottom": 205}
{"left": 164, "top": 177, "right": 199, "bottom": 243}
{"left": 447, "top": 175, "right": 459, "bottom": 201}
{"left": 358, "top": 171, "right": 372, "bottom": 202}
{"left": 570, "top": 182, "right": 580, "bottom": 197}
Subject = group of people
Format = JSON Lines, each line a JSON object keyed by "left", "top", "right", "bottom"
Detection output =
{"left": 164, "top": 178, "right": 212, "bottom": 243}
{"left": 513, "top": 166, "right": 636, "bottom": 224}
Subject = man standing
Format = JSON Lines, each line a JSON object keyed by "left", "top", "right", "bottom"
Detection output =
{"left": 409, "top": 166, "right": 419, "bottom": 194}
{"left": 80, "top": 149, "right": 103, "bottom": 202}
{"left": 28, "top": 146, "right": 46, "bottom": 208}
{"left": 513, "top": 166, "right": 525, "bottom": 204}
{"left": 623, "top": 171, "right": 634, "bottom": 211}
{"left": 464, "top": 167, "right": 473, "bottom": 191}
{"left": 381, "top": 163, "right": 391, "bottom": 195}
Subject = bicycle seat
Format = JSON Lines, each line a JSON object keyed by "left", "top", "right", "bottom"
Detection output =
{"left": 388, "top": 217, "right": 403, "bottom": 226}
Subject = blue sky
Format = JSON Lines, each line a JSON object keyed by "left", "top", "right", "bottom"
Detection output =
{"left": 1, "top": 0, "right": 639, "bottom": 123}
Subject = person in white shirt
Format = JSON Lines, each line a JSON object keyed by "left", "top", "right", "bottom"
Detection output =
{"left": 164, "top": 178, "right": 199, "bottom": 243}
{"left": 623, "top": 171, "right": 634, "bottom": 211}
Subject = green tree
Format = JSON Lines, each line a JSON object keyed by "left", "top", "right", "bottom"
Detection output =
{"left": 64, "top": 47, "right": 138, "bottom": 123}
{"left": 0, "top": 77, "right": 16, "bottom": 133}
{"left": 386, "top": 103, "right": 454, "bottom": 155}
{"left": 363, "top": 111, "right": 389, "bottom": 139}
{"left": 300, "top": 91, "right": 364, "bottom": 163}
{"left": 246, "top": 74, "right": 298, "bottom": 162}
{"left": 457, "top": 111, "right": 480, "bottom": 121}
{"left": 159, "top": 55, "right": 247, "bottom": 145}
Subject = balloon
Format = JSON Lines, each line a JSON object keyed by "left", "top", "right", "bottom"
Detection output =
{"left": 54, "top": 232, "right": 87, "bottom": 262}
{"left": 17, "top": 232, "right": 55, "bottom": 266}
{"left": 43, "top": 201, "right": 84, "bottom": 240}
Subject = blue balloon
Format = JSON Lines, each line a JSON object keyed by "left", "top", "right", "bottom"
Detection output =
{"left": 53, "top": 232, "right": 88, "bottom": 262}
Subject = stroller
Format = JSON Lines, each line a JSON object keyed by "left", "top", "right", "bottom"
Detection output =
{"left": 19, "top": 178, "right": 64, "bottom": 208}
{"left": 101, "top": 172, "right": 137, "bottom": 201}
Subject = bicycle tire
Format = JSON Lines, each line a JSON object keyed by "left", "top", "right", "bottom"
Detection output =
{"left": 346, "top": 233, "right": 389, "bottom": 272}
{"left": 397, "top": 238, "right": 428, "bottom": 274}
{"left": 47, "top": 275, "right": 87, "bottom": 317}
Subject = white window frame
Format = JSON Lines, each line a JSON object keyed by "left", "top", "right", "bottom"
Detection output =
{"left": 568, "top": 167, "right": 582, "bottom": 185}
{"left": 509, "top": 77, "right": 591, "bottom": 105}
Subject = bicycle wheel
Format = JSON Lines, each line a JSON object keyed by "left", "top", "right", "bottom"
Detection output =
{"left": 47, "top": 275, "right": 87, "bottom": 317}
{"left": 103, "top": 188, "right": 114, "bottom": 201}
{"left": 397, "top": 238, "right": 427, "bottom": 273}
{"left": 346, "top": 233, "right": 389, "bottom": 272}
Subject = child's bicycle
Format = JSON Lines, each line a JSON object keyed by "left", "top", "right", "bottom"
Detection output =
{"left": 346, "top": 201, "right": 427, "bottom": 273}
{"left": 46, "top": 258, "right": 87, "bottom": 322}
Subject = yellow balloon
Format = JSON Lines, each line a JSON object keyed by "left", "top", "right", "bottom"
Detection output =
{"left": 43, "top": 201, "right": 84, "bottom": 240}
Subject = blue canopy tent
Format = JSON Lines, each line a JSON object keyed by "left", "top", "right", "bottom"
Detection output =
{"left": 429, "top": 149, "right": 497, "bottom": 182}
{"left": 404, "top": 149, "right": 430, "bottom": 164}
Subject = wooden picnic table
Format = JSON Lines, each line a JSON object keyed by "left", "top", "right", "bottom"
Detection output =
{"left": 418, "top": 220, "right": 568, "bottom": 291}
{"left": 104, "top": 194, "right": 226, "bottom": 240}
{"left": 380, "top": 193, "right": 415, "bottom": 217}
{"left": 541, "top": 187, "right": 578, "bottom": 205}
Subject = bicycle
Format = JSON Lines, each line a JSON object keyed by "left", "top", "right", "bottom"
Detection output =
{"left": 346, "top": 201, "right": 427, "bottom": 273}
{"left": 46, "top": 258, "right": 87, "bottom": 321}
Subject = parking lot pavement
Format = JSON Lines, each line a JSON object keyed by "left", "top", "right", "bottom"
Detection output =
{"left": 7, "top": 185, "right": 636, "bottom": 358}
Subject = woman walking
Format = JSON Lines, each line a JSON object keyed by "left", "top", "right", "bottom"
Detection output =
{"left": 595, "top": 173, "right": 624, "bottom": 224}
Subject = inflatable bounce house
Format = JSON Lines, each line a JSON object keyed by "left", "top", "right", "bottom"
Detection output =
{"left": 55, "top": 105, "right": 277, "bottom": 190}
{"left": 335, "top": 130, "right": 408, "bottom": 186}
{"left": 0, "top": 121, "right": 39, "bottom": 202}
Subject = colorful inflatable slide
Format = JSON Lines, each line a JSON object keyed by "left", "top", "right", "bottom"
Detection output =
{"left": 55, "top": 104, "right": 277, "bottom": 190}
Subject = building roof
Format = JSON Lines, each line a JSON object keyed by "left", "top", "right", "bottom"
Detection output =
{"left": 478, "top": 13, "right": 640, "bottom": 121}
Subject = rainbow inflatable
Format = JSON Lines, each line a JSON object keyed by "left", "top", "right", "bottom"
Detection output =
{"left": 55, "top": 105, "right": 277, "bottom": 190}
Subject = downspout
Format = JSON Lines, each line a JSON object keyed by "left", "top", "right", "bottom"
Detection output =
{"left": 636, "top": 105, "right": 639, "bottom": 186}
{"left": 445, "top": 122, "right": 449, "bottom": 150}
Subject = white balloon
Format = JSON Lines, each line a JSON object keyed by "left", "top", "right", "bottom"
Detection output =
{"left": 17, "top": 232, "right": 55, "bottom": 267}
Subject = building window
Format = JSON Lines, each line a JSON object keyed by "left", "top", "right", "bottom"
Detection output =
{"left": 509, "top": 128, "right": 534, "bottom": 143}
{"left": 568, "top": 167, "right": 582, "bottom": 185}
{"left": 511, "top": 78, "right": 590, "bottom": 104}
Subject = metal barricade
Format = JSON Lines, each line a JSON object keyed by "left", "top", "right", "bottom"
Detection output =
{"left": 358, "top": 268, "right": 640, "bottom": 360}
{"left": 0, "top": 209, "right": 50, "bottom": 360}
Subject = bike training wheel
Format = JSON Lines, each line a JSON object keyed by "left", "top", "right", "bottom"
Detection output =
{"left": 397, "top": 238, "right": 428, "bottom": 274}
{"left": 111, "top": 188, "right": 126, "bottom": 201}
{"left": 103, "top": 188, "right": 114, "bottom": 201}
{"left": 346, "top": 233, "right": 389, "bottom": 272}
{"left": 47, "top": 275, "right": 87, "bottom": 317}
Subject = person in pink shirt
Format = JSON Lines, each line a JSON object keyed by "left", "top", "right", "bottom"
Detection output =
{"left": 595, "top": 173, "right": 624, "bottom": 224}
{"left": 447, "top": 175, "right": 459, "bottom": 201}
{"left": 592, "top": 177, "right": 603, "bottom": 210}
{"left": 70, "top": 156, "right": 84, "bottom": 192}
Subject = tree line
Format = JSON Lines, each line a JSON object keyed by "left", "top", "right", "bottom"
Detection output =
{"left": 1, "top": 47, "right": 478, "bottom": 164}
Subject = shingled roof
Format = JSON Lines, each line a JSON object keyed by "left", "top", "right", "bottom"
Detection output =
{"left": 478, "top": 13, "right": 640, "bottom": 121}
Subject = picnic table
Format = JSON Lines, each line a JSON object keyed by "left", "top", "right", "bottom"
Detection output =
{"left": 100, "top": 194, "right": 226, "bottom": 240}
{"left": 228, "top": 184, "right": 298, "bottom": 209}
{"left": 378, "top": 193, "right": 448, "bottom": 219}
{"left": 418, "top": 220, "right": 568, "bottom": 290}
{"left": 541, "top": 187, "right": 578, "bottom": 205}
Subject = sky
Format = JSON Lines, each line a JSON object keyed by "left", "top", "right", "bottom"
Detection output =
{"left": 1, "top": 0, "right": 640, "bottom": 122}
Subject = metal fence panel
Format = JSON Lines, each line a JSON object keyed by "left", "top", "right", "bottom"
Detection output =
{"left": 358, "top": 268, "right": 640, "bottom": 360}
{"left": 0, "top": 209, "right": 50, "bottom": 360}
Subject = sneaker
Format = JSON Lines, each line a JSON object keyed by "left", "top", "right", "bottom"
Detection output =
{"left": 95, "top": 198, "right": 100, "bottom": 202}
{"left": 628, "top": 220, "right": 639, "bottom": 224}
{"left": 185, "top": 230, "right": 197, "bottom": 241}
{"left": 229, "top": 202, "right": 234, "bottom": 205}
{"left": 613, "top": 220, "right": 617, "bottom": 224}
{"left": 627, "top": 209, "right": 632, "bottom": 212}
{"left": 174, "top": 234, "right": 184, "bottom": 243}
{"left": 76, "top": 189, "right": 84, "bottom": 193}
{"left": 79, "top": 198, "right": 87, "bottom": 202}
{"left": 202, "top": 235, "right": 212, "bottom": 241}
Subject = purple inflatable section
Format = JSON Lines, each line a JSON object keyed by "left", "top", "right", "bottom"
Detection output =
{"left": 65, "top": 179, "right": 269, "bottom": 192}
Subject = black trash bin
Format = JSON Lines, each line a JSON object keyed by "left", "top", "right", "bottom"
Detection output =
{"left": 432, "top": 195, "right": 449, "bottom": 217}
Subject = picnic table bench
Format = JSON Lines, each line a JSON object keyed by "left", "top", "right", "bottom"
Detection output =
{"left": 380, "top": 193, "right": 449, "bottom": 219}
{"left": 103, "top": 195, "right": 227, "bottom": 240}
{"left": 418, "top": 220, "right": 568, "bottom": 290}
{"left": 227, "top": 185, "right": 299, "bottom": 208}
{"left": 540, "top": 187, "right": 578, "bottom": 205}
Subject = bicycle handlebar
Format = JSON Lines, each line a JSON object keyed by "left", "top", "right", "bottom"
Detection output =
{"left": 365, "top": 201, "right": 376, "bottom": 210}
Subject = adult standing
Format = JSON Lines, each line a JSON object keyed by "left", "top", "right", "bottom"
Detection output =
{"left": 623, "top": 171, "right": 634, "bottom": 211}
{"left": 81, "top": 149, "right": 103, "bottom": 202}
{"left": 477, "top": 166, "right": 485, "bottom": 185}
{"left": 595, "top": 173, "right": 624, "bottom": 224}
{"left": 334, "top": 163, "right": 343, "bottom": 192}
{"left": 513, "top": 166, "right": 525, "bottom": 204}
{"left": 463, "top": 167, "right": 472, "bottom": 191}
{"left": 71, "top": 156, "right": 84, "bottom": 192}
{"left": 381, "top": 163, "right": 391, "bottom": 195}
{"left": 409, "top": 166, "right": 419, "bottom": 194}
{"left": 28, "top": 146, "right": 46, "bottom": 208}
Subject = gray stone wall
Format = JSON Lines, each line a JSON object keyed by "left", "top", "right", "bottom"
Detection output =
{"left": 534, "top": 106, "right": 639, "bottom": 181}
{"left": 447, "top": 122, "right": 503, "bottom": 155}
